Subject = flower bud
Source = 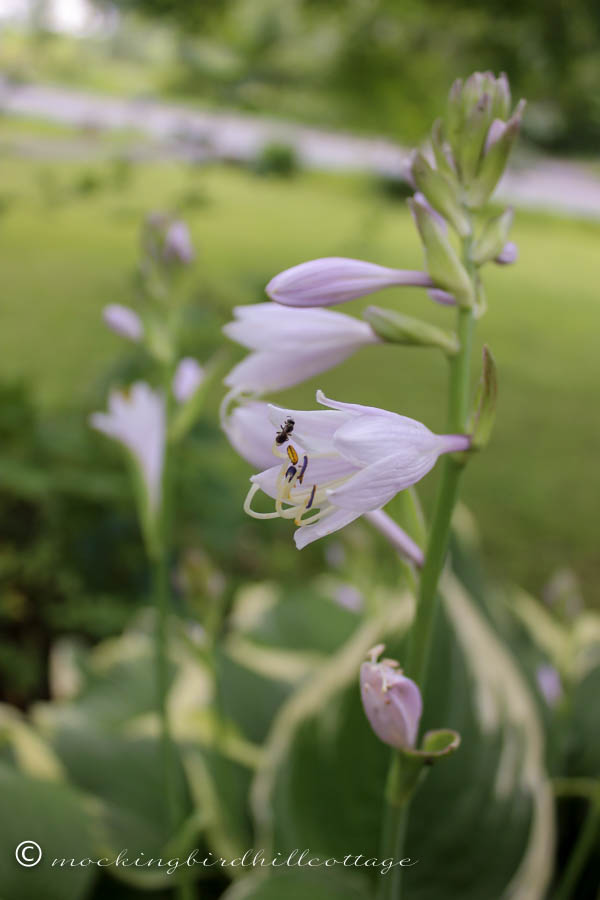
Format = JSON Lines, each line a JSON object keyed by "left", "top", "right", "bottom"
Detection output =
{"left": 265, "top": 257, "right": 433, "bottom": 308}
{"left": 472, "top": 208, "right": 514, "bottom": 266}
{"left": 410, "top": 152, "right": 471, "bottom": 237}
{"left": 468, "top": 345, "right": 498, "bottom": 450}
{"left": 360, "top": 645, "right": 422, "bottom": 749}
{"left": 103, "top": 304, "right": 143, "bottom": 342}
{"left": 142, "top": 212, "right": 195, "bottom": 269}
{"left": 409, "top": 195, "right": 474, "bottom": 307}
{"left": 494, "top": 241, "right": 518, "bottom": 265}
{"left": 364, "top": 305, "right": 459, "bottom": 356}
{"left": 164, "top": 220, "right": 195, "bottom": 265}
{"left": 173, "top": 357, "right": 205, "bottom": 404}
{"left": 467, "top": 100, "right": 526, "bottom": 207}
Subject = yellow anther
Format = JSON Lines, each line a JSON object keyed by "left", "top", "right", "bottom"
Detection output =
{"left": 287, "top": 445, "right": 299, "bottom": 465}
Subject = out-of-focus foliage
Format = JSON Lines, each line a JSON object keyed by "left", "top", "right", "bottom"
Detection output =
{"left": 102, "top": 0, "right": 600, "bottom": 150}
{"left": 6, "top": 511, "right": 599, "bottom": 898}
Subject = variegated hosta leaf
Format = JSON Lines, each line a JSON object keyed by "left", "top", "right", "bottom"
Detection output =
{"left": 220, "top": 868, "right": 373, "bottom": 900}
{"left": 249, "top": 575, "right": 554, "bottom": 900}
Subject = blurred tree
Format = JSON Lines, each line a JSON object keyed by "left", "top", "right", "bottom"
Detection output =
{"left": 100, "top": 0, "right": 600, "bottom": 150}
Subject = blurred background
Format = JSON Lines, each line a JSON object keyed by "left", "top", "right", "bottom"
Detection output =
{"left": 0, "top": 0, "right": 598, "bottom": 720}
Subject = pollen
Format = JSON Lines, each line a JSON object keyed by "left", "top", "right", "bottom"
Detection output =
{"left": 287, "top": 445, "right": 299, "bottom": 465}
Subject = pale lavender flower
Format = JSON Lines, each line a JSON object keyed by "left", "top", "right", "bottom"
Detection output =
{"left": 360, "top": 644, "right": 422, "bottom": 749}
{"left": 536, "top": 664, "right": 562, "bottom": 707}
{"left": 173, "top": 357, "right": 205, "bottom": 403}
{"left": 266, "top": 257, "right": 434, "bottom": 308}
{"left": 223, "top": 303, "right": 380, "bottom": 393}
{"left": 164, "top": 220, "right": 194, "bottom": 265}
{"left": 90, "top": 382, "right": 165, "bottom": 515}
{"left": 243, "top": 390, "right": 469, "bottom": 550}
{"left": 103, "top": 304, "right": 144, "bottom": 342}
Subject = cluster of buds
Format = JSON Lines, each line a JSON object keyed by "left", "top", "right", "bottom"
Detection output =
{"left": 408, "top": 72, "right": 524, "bottom": 313}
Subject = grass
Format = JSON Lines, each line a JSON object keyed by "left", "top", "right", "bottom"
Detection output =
{"left": 1, "top": 136, "right": 599, "bottom": 601}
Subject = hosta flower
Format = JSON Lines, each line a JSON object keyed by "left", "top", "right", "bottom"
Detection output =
{"left": 173, "top": 357, "right": 205, "bottom": 403}
{"left": 221, "top": 397, "right": 276, "bottom": 470}
{"left": 103, "top": 304, "right": 144, "bottom": 342}
{"left": 360, "top": 644, "right": 422, "bottom": 749}
{"left": 243, "top": 390, "right": 469, "bottom": 549}
{"left": 223, "top": 303, "right": 380, "bottom": 393}
{"left": 266, "top": 257, "right": 434, "bottom": 308}
{"left": 90, "top": 382, "right": 165, "bottom": 515}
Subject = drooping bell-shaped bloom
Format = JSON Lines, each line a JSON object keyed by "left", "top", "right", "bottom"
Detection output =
{"left": 103, "top": 304, "right": 144, "bottom": 342}
{"left": 223, "top": 303, "right": 380, "bottom": 393}
{"left": 90, "top": 382, "right": 165, "bottom": 515}
{"left": 243, "top": 390, "right": 470, "bottom": 550}
{"left": 173, "top": 357, "right": 205, "bottom": 403}
{"left": 266, "top": 257, "right": 434, "bottom": 308}
{"left": 360, "top": 644, "right": 423, "bottom": 749}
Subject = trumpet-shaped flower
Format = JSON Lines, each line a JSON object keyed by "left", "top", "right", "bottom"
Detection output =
{"left": 173, "top": 357, "right": 205, "bottom": 403}
{"left": 243, "top": 390, "right": 469, "bottom": 549}
{"left": 223, "top": 303, "right": 380, "bottom": 393}
{"left": 360, "top": 644, "right": 422, "bottom": 749}
{"left": 266, "top": 257, "right": 434, "bottom": 308}
{"left": 90, "top": 382, "right": 165, "bottom": 516}
{"left": 103, "top": 304, "right": 144, "bottom": 342}
{"left": 221, "top": 398, "right": 277, "bottom": 470}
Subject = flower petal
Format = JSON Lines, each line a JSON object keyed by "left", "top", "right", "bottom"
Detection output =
{"left": 267, "top": 403, "right": 348, "bottom": 453}
{"left": 222, "top": 400, "right": 278, "bottom": 470}
{"left": 294, "top": 507, "right": 363, "bottom": 549}
{"left": 224, "top": 343, "right": 367, "bottom": 393}
{"left": 224, "top": 303, "right": 377, "bottom": 352}
{"left": 316, "top": 389, "right": 399, "bottom": 420}
{"left": 327, "top": 450, "right": 440, "bottom": 512}
{"left": 332, "top": 413, "right": 436, "bottom": 467}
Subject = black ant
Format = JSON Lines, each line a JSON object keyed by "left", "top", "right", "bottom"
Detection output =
{"left": 275, "top": 417, "right": 295, "bottom": 445}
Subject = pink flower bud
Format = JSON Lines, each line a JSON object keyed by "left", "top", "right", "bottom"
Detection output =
{"left": 360, "top": 645, "right": 422, "bottom": 749}
{"left": 266, "top": 257, "right": 433, "bottom": 308}
{"left": 102, "top": 304, "right": 143, "bottom": 342}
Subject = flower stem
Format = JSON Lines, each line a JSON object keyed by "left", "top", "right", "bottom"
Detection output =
{"left": 153, "top": 548, "right": 178, "bottom": 830}
{"left": 378, "top": 242, "right": 476, "bottom": 897}
{"left": 377, "top": 755, "right": 412, "bottom": 900}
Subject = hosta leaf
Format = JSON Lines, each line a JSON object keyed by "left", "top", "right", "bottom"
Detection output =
{"left": 0, "top": 762, "right": 97, "bottom": 900}
{"left": 250, "top": 576, "right": 554, "bottom": 899}
{"left": 220, "top": 868, "right": 373, "bottom": 900}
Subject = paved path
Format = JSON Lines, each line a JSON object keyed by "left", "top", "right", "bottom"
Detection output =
{"left": 2, "top": 79, "right": 600, "bottom": 218}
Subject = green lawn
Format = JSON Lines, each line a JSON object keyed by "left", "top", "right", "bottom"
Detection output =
{"left": 1, "top": 141, "right": 599, "bottom": 601}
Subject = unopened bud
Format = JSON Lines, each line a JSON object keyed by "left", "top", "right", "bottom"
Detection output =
{"left": 468, "top": 345, "right": 498, "bottom": 449}
{"left": 409, "top": 195, "right": 474, "bottom": 307}
{"left": 467, "top": 100, "right": 525, "bottom": 207}
{"left": 411, "top": 152, "right": 471, "bottom": 236}
{"left": 103, "top": 304, "right": 143, "bottom": 342}
{"left": 360, "top": 645, "right": 422, "bottom": 749}
{"left": 472, "top": 208, "right": 514, "bottom": 265}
